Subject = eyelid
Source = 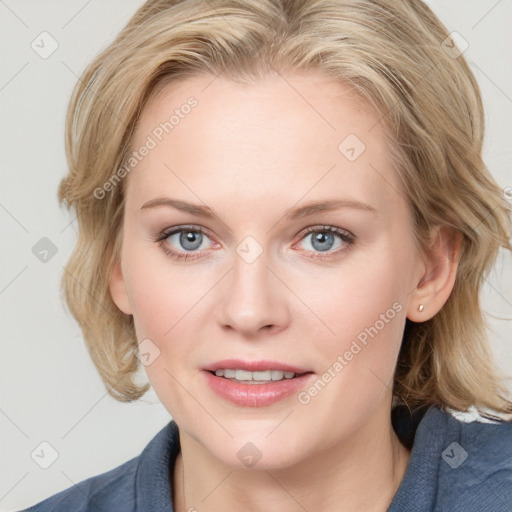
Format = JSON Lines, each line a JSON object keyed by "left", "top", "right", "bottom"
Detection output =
{"left": 295, "top": 224, "right": 354, "bottom": 240}
{"left": 157, "top": 224, "right": 217, "bottom": 243}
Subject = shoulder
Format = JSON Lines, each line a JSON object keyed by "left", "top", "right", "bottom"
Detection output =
{"left": 390, "top": 406, "right": 512, "bottom": 512}
{"left": 428, "top": 406, "right": 512, "bottom": 474}
{"left": 434, "top": 408, "right": 512, "bottom": 510}
{"left": 18, "top": 456, "right": 139, "bottom": 512}
{"left": 19, "top": 420, "right": 180, "bottom": 512}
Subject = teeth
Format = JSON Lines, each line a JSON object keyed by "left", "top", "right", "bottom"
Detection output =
{"left": 235, "top": 369, "right": 253, "bottom": 381}
{"left": 213, "top": 369, "right": 298, "bottom": 382}
{"left": 253, "top": 370, "right": 272, "bottom": 380}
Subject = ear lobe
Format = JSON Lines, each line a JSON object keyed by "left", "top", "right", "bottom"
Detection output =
{"left": 109, "top": 259, "right": 133, "bottom": 315}
{"left": 406, "top": 226, "right": 462, "bottom": 322}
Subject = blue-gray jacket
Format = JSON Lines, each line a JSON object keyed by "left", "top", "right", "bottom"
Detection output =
{"left": 20, "top": 406, "right": 512, "bottom": 511}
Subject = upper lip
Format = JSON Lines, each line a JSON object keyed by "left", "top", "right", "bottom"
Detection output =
{"left": 202, "top": 359, "right": 311, "bottom": 374}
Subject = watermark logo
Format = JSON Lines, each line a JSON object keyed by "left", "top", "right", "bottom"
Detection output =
{"left": 236, "top": 236, "right": 264, "bottom": 264}
{"left": 32, "top": 237, "right": 58, "bottom": 263}
{"left": 338, "top": 133, "right": 366, "bottom": 162}
{"left": 31, "top": 31, "right": 59, "bottom": 59}
{"left": 441, "top": 32, "right": 469, "bottom": 59}
{"left": 31, "top": 441, "right": 59, "bottom": 469}
{"left": 134, "top": 338, "right": 161, "bottom": 366}
{"left": 442, "top": 442, "right": 468, "bottom": 469}
{"left": 237, "top": 442, "right": 262, "bottom": 468}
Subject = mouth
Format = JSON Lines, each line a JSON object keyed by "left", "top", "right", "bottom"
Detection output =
{"left": 202, "top": 359, "right": 315, "bottom": 407}
{"left": 208, "top": 368, "right": 307, "bottom": 384}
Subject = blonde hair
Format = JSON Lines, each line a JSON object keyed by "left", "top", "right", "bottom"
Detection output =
{"left": 58, "top": 0, "right": 512, "bottom": 418}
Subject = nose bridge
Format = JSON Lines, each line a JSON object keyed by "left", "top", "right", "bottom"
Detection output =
{"left": 215, "top": 243, "right": 289, "bottom": 335}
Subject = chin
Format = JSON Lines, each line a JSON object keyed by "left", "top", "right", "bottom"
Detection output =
{"left": 204, "top": 429, "right": 314, "bottom": 472}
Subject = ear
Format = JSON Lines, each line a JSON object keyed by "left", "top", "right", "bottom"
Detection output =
{"left": 109, "top": 259, "right": 133, "bottom": 315}
{"left": 407, "top": 226, "right": 462, "bottom": 322}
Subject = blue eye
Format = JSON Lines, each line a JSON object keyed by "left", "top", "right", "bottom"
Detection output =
{"left": 156, "top": 225, "right": 215, "bottom": 261}
{"left": 296, "top": 226, "right": 354, "bottom": 258}
{"left": 155, "top": 224, "right": 354, "bottom": 261}
{"left": 169, "top": 229, "right": 206, "bottom": 251}
{"left": 306, "top": 231, "right": 337, "bottom": 251}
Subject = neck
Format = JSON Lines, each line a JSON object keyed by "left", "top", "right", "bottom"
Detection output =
{"left": 173, "top": 409, "right": 410, "bottom": 512}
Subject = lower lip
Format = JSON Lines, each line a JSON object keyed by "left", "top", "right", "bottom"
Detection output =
{"left": 203, "top": 371, "right": 315, "bottom": 407}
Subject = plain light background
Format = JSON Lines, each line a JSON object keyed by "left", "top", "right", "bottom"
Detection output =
{"left": 1, "top": 1, "right": 511, "bottom": 510}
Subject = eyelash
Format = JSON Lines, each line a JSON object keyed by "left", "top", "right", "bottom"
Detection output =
{"left": 153, "top": 224, "right": 355, "bottom": 262}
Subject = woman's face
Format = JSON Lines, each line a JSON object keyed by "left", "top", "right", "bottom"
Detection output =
{"left": 110, "top": 72, "right": 425, "bottom": 469}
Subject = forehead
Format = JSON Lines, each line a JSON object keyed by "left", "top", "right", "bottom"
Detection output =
{"left": 125, "top": 71, "right": 403, "bottom": 217}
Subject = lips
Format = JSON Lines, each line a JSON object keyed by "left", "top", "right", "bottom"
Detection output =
{"left": 202, "top": 359, "right": 315, "bottom": 407}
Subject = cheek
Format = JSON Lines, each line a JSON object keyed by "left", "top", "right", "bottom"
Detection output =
{"left": 126, "top": 266, "right": 179, "bottom": 340}
{"left": 122, "top": 239, "right": 202, "bottom": 339}
{"left": 121, "top": 251, "right": 208, "bottom": 412}
{"left": 295, "top": 249, "right": 410, "bottom": 403}
{"left": 122, "top": 247, "right": 221, "bottom": 379}
{"left": 305, "top": 256, "right": 407, "bottom": 343}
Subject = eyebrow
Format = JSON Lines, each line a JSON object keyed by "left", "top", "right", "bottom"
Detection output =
{"left": 139, "top": 197, "right": 376, "bottom": 219}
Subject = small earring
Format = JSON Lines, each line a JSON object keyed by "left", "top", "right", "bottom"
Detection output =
{"left": 418, "top": 304, "right": 424, "bottom": 312}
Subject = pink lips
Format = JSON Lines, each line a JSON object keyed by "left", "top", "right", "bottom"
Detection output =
{"left": 202, "top": 359, "right": 315, "bottom": 407}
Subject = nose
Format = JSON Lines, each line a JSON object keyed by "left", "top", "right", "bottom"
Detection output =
{"left": 215, "top": 250, "right": 290, "bottom": 337}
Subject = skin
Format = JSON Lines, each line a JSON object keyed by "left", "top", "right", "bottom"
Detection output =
{"left": 109, "top": 71, "right": 460, "bottom": 511}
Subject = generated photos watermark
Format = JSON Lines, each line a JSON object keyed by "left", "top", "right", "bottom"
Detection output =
{"left": 93, "top": 96, "right": 198, "bottom": 200}
{"left": 298, "top": 301, "right": 403, "bottom": 404}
